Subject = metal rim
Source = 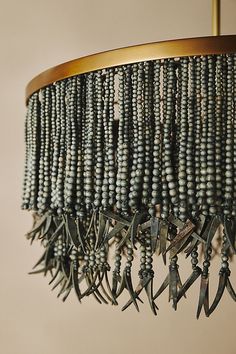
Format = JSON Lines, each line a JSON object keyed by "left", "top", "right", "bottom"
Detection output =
{"left": 26, "top": 35, "right": 236, "bottom": 103}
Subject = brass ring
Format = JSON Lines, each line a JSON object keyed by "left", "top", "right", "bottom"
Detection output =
{"left": 26, "top": 35, "right": 236, "bottom": 104}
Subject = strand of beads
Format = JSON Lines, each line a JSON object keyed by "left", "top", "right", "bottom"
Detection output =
{"left": 22, "top": 95, "right": 34, "bottom": 209}
{"left": 142, "top": 61, "right": 153, "bottom": 207}
{"left": 174, "top": 59, "right": 181, "bottom": 188}
{"left": 129, "top": 63, "right": 139, "bottom": 210}
{"left": 37, "top": 89, "right": 46, "bottom": 213}
{"left": 224, "top": 55, "right": 234, "bottom": 217}
{"left": 165, "top": 59, "right": 178, "bottom": 214}
{"left": 170, "top": 60, "right": 178, "bottom": 216}
{"left": 64, "top": 77, "right": 77, "bottom": 213}
{"left": 56, "top": 81, "right": 66, "bottom": 215}
{"left": 116, "top": 67, "right": 125, "bottom": 212}
{"left": 199, "top": 56, "right": 208, "bottom": 216}
{"left": 125, "top": 245, "right": 134, "bottom": 278}
{"left": 120, "top": 66, "right": 131, "bottom": 215}
{"left": 116, "top": 66, "right": 131, "bottom": 214}
{"left": 43, "top": 87, "right": 51, "bottom": 212}
{"left": 49, "top": 85, "right": 56, "bottom": 210}
{"left": 107, "top": 69, "right": 116, "bottom": 207}
{"left": 145, "top": 236, "right": 154, "bottom": 277}
{"left": 129, "top": 63, "right": 145, "bottom": 212}
{"left": 30, "top": 93, "right": 39, "bottom": 210}
{"left": 69, "top": 78, "right": 78, "bottom": 212}
{"left": 28, "top": 94, "right": 39, "bottom": 210}
{"left": 160, "top": 60, "right": 170, "bottom": 220}
{"left": 206, "top": 56, "right": 217, "bottom": 216}
{"left": 83, "top": 73, "right": 95, "bottom": 211}
{"left": 186, "top": 58, "right": 197, "bottom": 217}
{"left": 233, "top": 54, "right": 236, "bottom": 216}
{"left": 101, "top": 70, "right": 110, "bottom": 210}
{"left": 220, "top": 56, "right": 227, "bottom": 217}
{"left": 195, "top": 57, "right": 202, "bottom": 213}
{"left": 93, "top": 71, "right": 103, "bottom": 209}
{"left": 220, "top": 232, "right": 230, "bottom": 276}
{"left": 150, "top": 60, "right": 162, "bottom": 216}
{"left": 22, "top": 101, "right": 30, "bottom": 209}
{"left": 178, "top": 57, "right": 189, "bottom": 221}
{"left": 111, "top": 235, "right": 122, "bottom": 302}
{"left": 51, "top": 82, "right": 62, "bottom": 212}
{"left": 215, "top": 55, "right": 223, "bottom": 215}
{"left": 75, "top": 75, "right": 84, "bottom": 217}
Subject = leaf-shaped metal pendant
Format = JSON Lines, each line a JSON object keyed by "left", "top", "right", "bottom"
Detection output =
{"left": 111, "top": 271, "right": 120, "bottom": 299}
{"left": 226, "top": 277, "right": 236, "bottom": 301}
{"left": 165, "top": 219, "right": 195, "bottom": 255}
{"left": 159, "top": 220, "right": 169, "bottom": 264}
{"left": 38, "top": 215, "right": 53, "bottom": 239}
{"left": 25, "top": 214, "right": 48, "bottom": 240}
{"left": 85, "top": 211, "right": 96, "bottom": 239}
{"left": 48, "top": 261, "right": 61, "bottom": 285}
{"left": 96, "top": 213, "right": 110, "bottom": 249}
{"left": 153, "top": 274, "right": 169, "bottom": 300}
{"left": 130, "top": 211, "right": 146, "bottom": 249}
{"left": 144, "top": 277, "right": 158, "bottom": 315}
{"left": 207, "top": 271, "right": 227, "bottom": 316}
{"left": 48, "top": 220, "right": 65, "bottom": 245}
{"left": 82, "top": 270, "right": 99, "bottom": 297}
{"left": 223, "top": 216, "right": 236, "bottom": 254}
{"left": 28, "top": 266, "right": 53, "bottom": 275}
{"left": 75, "top": 218, "right": 86, "bottom": 253}
{"left": 139, "top": 219, "right": 151, "bottom": 231}
{"left": 57, "top": 278, "right": 69, "bottom": 298}
{"left": 169, "top": 264, "right": 185, "bottom": 310}
{"left": 124, "top": 270, "right": 139, "bottom": 312}
{"left": 51, "top": 272, "right": 65, "bottom": 291}
{"left": 184, "top": 239, "right": 199, "bottom": 258}
{"left": 150, "top": 217, "right": 159, "bottom": 253}
{"left": 64, "top": 215, "right": 80, "bottom": 248}
{"left": 85, "top": 273, "right": 108, "bottom": 304}
{"left": 202, "top": 215, "right": 221, "bottom": 250}
{"left": 104, "top": 270, "right": 118, "bottom": 305}
{"left": 116, "top": 221, "right": 134, "bottom": 249}
{"left": 121, "top": 276, "right": 149, "bottom": 312}
{"left": 177, "top": 267, "right": 202, "bottom": 302}
{"left": 101, "top": 210, "right": 130, "bottom": 226}
{"left": 107, "top": 222, "right": 125, "bottom": 241}
{"left": 95, "top": 212, "right": 106, "bottom": 248}
{"left": 62, "top": 286, "right": 72, "bottom": 302}
{"left": 72, "top": 267, "right": 82, "bottom": 302}
{"left": 130, "top": 211, "right": 147, "bottom": 249}
{"left": 196, "top": 274, "right": 209, "bottom": 319}
{"left": 94, "top": 270, "right": 114, "bottom": 304}
{"left": 116, "top": 270, "right": 127, "bottom": 298}
{"left": 32, "top": 249, "right": 47, "bottom": 269}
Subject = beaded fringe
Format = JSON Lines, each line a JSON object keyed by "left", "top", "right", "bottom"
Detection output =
{"left": 23, "top": 55, "right": 236, "bottom": 317}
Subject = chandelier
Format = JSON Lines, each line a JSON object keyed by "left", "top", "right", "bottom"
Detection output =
{"left": 23, "top": 0, "right": 236, "bottom": 317}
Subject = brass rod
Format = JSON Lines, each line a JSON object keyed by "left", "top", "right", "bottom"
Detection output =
{"left": 212, "top": 0, "right": 220, "bottom": 36}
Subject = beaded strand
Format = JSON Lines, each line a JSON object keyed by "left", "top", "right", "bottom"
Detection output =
{"left": 150, "top": 60, "right": 162, "bottom": 215}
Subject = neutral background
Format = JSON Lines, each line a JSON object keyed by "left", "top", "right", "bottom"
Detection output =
{"left": 0, "top": 1, "right": 236, "bottom": 354}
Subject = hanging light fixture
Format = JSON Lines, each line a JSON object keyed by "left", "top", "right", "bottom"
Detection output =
{"left": 23, "top": 0, "right": 236, "bottom": 317}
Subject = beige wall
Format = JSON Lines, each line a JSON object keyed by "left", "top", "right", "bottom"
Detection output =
{"left": 0, "top": 1, "right": 236, "bottom": 354}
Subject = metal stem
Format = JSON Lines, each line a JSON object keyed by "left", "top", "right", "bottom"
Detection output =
{"left": 212, "top": 0, "right": 220, "bottom": 36}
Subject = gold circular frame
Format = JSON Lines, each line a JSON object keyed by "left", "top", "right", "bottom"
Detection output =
{"left": 26, "top": 35, "right": 236, "bottom": 104}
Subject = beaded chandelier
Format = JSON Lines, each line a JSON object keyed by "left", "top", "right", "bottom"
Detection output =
{"left": 23, "top": 0, "right": 236, "bottom": 317}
